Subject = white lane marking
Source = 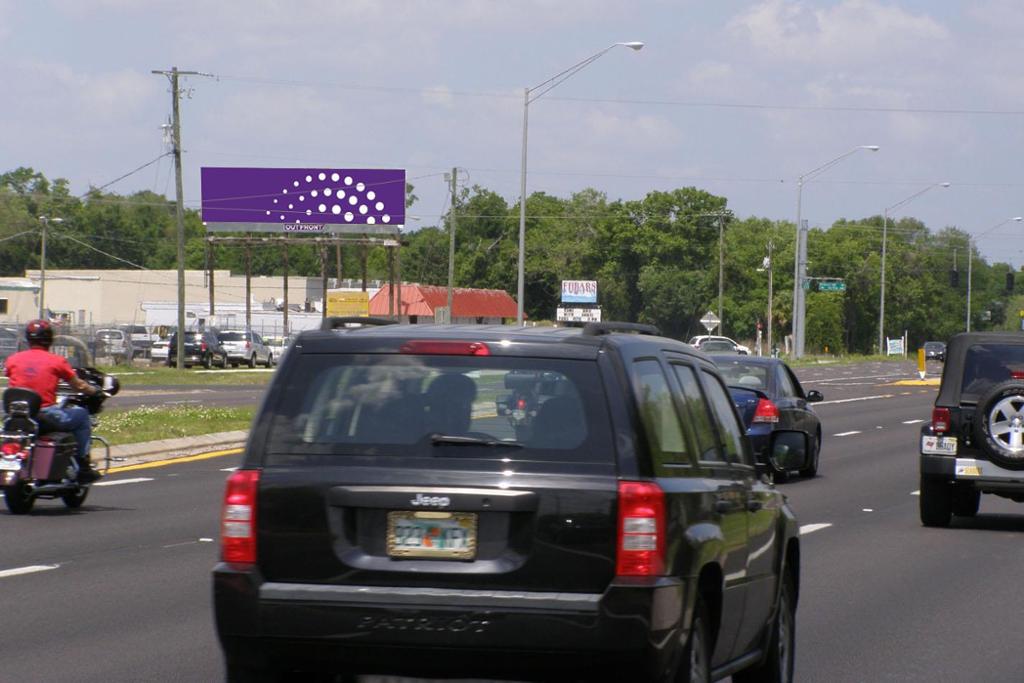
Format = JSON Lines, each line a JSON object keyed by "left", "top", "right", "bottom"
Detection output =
{"left": 799, "top": 523, "right": 832, "bottom": 535}
{"left": 834, "top": 431, "right": 861, "bottom": 437}
{"left": 911, "top": 490, "right": 920, "bottom": 496}
{"left": 0, "top": 564, "right": 59, "bottom": 578}
{"left": 863, "top": 508, "right": 874, "bottom": 512}
{"left": 93, "top": 477, "right": 154, "bottom": 487}
{"left": 817, "top": 394, "right": 895, "bottom": 406}
{"left": 220, "top": 467, "right": 237, "bottom": 472}
{"left": 199, "top": 538, "right": 214, "bottom": 543}
{"left": 903, "top": 419, "right": 924, "bottom": 424}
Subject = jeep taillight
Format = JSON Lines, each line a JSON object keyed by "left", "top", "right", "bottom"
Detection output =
{"left": 753, "top": 398, "right": 780, "bottom": 423}
{"left": 221, "top": 469, "right": 260, "bottom": 566}
{"left": 616, "top": 481, "right": 666, "bottom": 577}
{"left": 932, "top": 407, "right": 951, "bottom": 434}
{"left": 200, "top": 342, "right": 208, "bottom": 352}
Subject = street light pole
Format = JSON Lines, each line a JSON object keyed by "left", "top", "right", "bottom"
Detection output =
{"left": 878, "top": 182, "right": 950, "bottom": 354}
{"left": 516, "top": 41, "right": 643, "bottom": 325}
{"left": 967, "top": 216, "right": 1023, "bottom": 332}
{"left": 37, "top": 216, "right": 63, "bottom": 319}
{"left": 792, "top": 145, "right": 880, "bottom": 358}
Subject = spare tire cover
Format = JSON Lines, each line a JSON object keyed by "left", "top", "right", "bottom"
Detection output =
{"left": 975, "top": 380, "right": 1024, "bottom": 469}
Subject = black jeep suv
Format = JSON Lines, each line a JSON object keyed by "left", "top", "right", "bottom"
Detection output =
{"left": 213, "top": 319, "right": 802, "bottom": 682}
{"left": 920, "top": 331, "right": 1024, "bottom": 526}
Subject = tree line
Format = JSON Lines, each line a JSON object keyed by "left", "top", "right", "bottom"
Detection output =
{"left": 2, "top": 166, "right": 1018, "bottom": 353}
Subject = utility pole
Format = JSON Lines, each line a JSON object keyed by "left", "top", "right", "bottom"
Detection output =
{"left": 447, "top": 167, "right": 458, "bottom": 323}
{"left": 767, "top": 239, "right": 774, "bottom": 355}
{"left": 718, "top": 212, "right": 725, "bottom": 333}
{"left": 152, "top": 66, "right": 212, "bottom": 369}
{"left": 37, "top": 216, "right": 62, "bottom": 318}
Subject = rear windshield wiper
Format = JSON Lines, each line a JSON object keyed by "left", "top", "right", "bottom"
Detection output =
{"left": 430, "top": 434, "right": 524, "bottom": 449}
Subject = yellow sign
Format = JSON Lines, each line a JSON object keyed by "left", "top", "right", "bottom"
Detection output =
{"left": 325, "top": 290, "right": 369, "bottom": 317}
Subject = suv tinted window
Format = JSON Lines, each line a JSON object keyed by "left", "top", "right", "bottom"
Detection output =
{"left": 632, "top": 359, "right": 689, "bottom": 466}
{"left": 962, "top": 344, "right": 1024, "bottom": 398}
{"left": 672, "top": 363, "right": 723, "bottom": 463}
{"left": 701, "top": 369, "right": 748, "bottom": 465}
{"left": 219, "top": 331, "right": 248, "bottom": 342}
{"left": 264, "top": 354, "right": 610, "bottom": 463}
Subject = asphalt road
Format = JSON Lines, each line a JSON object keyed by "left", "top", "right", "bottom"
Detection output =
{"left": 3, "top": 360, "right": 1023, "bottom": 681}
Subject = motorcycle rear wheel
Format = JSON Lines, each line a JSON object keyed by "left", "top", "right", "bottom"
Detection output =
{"left": 62, "top": 486, "right": 89, "bottom": 509}
{"left": 3, "top": 481, "right": 34, "bottom": 514}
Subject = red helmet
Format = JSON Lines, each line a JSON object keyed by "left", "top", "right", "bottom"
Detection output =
{"left": 25, "top": 319, "right": 53, "bottom": 348}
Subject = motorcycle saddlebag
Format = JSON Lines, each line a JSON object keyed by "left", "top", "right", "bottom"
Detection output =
{"left": 31, "top": 433, "right": 77, "bottom": 481}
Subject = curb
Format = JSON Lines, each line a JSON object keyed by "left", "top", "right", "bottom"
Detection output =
{"left": 103, "top": 430, "right": 249, "bottom": 469}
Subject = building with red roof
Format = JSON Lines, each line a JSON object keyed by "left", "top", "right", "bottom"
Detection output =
{"left": 368, "top": 284, "right": 520, "bottom": 324}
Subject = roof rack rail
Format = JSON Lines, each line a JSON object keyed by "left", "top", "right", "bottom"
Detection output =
{"left": 321, "top": 316, "right": 399, "bottom": 331}
{"left": 581, "top": 322, "right": 661, "bottom": 337}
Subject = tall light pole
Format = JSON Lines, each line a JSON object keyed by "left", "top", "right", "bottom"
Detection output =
{"left": 792, "top": 145, "right": 880, "bottom": 358}
{"left": 967, "top": 216, "right": 1023, "bottom": 331}
{"left": 516, "top": 41, "right": 644, "bottom": 325}
{"left": 878, "top": 182, "right": 950, "bottom": 354}
{"left": 37, "top": 215, "right": 63, "bottom": 319}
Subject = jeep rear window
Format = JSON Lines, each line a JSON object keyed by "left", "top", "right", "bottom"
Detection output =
{"left": 962, "top": 344, "right": 1024, "bottom": 398}
{"left": 262, "top": 354, "right": 612, "bottom": 463}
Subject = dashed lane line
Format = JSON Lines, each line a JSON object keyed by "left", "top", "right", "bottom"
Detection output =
{"left": 834, "top": 431, "right": 862, "bottom": 437}
{"left": 93, "top": 477, "right": 154, "bottom": 487}
{"left": 799, "top": 523, "right": 832, "bottom": 535}
{"left": 817, "top": 394, "right": 895, "bottom": 406}
{"left": 903, "top": 419, "right": 924, "bottom": 425}
{"left": 0, "top": 565, "right": 59, "bottom": 579}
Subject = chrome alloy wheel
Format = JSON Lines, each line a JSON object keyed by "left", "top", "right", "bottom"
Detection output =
{"left": 988, "top": 395, "right": 1024, "bottom": 455}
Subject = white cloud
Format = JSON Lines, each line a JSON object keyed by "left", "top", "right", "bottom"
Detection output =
{"left": 728, "top": 0, "right": 948, "bottom": 66}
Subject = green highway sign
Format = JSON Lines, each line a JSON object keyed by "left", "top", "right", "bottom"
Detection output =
{"left": 817, "top": 281, "right": 846, "bottom": 292}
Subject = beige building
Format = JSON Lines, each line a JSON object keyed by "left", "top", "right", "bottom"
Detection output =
{"left": 2, "top": 269, "right": 379, "bottom": 330}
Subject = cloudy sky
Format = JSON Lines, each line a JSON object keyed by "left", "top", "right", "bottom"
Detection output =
{"left": 3, "top": 0, "right": 1023, "bottom": 266}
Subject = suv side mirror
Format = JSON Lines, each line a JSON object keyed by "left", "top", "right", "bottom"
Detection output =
{"left": 806, "top": 390, "right": 824, "bottom": 403}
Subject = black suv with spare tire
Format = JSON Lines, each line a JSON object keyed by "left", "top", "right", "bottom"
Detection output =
{"left": 213, "top": 319, "right": 802, "bottom": 682}
{"left": 920, "top": 332, "right": 1024, "bottom": 527}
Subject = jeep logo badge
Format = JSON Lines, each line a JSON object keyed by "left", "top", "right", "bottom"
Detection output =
{"left": 410, "top": 493, "right": 451, "bottom": 508}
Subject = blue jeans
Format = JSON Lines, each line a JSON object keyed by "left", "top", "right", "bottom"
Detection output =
{"left": 40, "top": 405, "right": 92, "bottom": 459}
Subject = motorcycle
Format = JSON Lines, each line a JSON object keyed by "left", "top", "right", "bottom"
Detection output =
{"left": 0, "top": 367, "right": 119, "bottom": 514}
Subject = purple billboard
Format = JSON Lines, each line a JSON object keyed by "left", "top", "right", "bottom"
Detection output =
{"left": 201, "top": 167, "right": 405, "bottom": 234}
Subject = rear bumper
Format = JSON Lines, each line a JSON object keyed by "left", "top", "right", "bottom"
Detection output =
{"left": 923, "top": 453, "right": 1024, "bottom": 492}
{"left": 213, "top": 564, "right": 691, "bottom": 681}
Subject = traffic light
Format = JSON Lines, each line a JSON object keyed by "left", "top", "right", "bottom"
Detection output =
{"left": 1008, "top": 272, "right": 1016, "bottom": 293}
{"left": 950, "top": 269, "right": 959, "bottom": 287}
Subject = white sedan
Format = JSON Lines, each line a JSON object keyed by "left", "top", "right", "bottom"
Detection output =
{"left": 150, "top": 339, "right": 170, "bottom": 362}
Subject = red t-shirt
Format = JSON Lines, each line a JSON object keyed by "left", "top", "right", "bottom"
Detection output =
{"left": 4, "top": 348, "right": 77, "bottom": 407}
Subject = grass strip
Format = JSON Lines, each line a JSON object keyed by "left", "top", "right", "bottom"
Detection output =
{"left": 97, "top": 404, "right": 256, "bottom": 445}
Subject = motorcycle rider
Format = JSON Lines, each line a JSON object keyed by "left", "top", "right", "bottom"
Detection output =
{"left": 4, "top": 320, "right": 103, "bottom": 483}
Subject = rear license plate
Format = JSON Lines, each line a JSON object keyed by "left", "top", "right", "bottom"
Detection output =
{"left": 387, "top": 511, "right": 477, "bottom": 560}
{"left": 0, "top": 458, "right": 22, "bottom": 471}
{"left": 922, "top": 435, "right": 957, "bottom": 455}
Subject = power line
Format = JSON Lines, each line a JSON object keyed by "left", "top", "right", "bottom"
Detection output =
{"left": 213, "top": 73, "right": 1024, "bottom": 117}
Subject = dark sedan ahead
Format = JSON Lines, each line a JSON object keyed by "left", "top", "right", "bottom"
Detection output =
{"left": 924, "top": 341, "right": 946, "bottom": 362}
{"left": 710, "top": 354, "right": 824, "bottom": 482}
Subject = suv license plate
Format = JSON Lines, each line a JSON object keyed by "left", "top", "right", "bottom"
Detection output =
{"left": 922, "top": 435, "right": 957, "bottom": 455}
{"left": 386, "top": 511, "right": 477, "bottom": 560}
{"left": 0, "top": 458, "right": 21, "bottom": 471}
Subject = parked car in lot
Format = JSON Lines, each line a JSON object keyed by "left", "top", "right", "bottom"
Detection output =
{"left": 689, "top": 334, "right": 751, "bottom": 355}
{"left": 920, "top": 332, "right": 1024, "bottom": 526}
{"left": 711, "top": 354, "right": 824, "bottom": 482}
{"left": 167, "top": 329, "right": 228, "bottom": 369}
{"left": 94, "top": 328, "right": 134, "bottom": 365}
{"left": 120, "top": 324, "right": 154, "bottom": 358}
{"left": 263, "top": 335, "right": 294, "bottom": 365}
{"left": 149, "top": 339, "right": 170, "bottom": 362}
{"left": 214, "top": 318, "right": 802, "bottom": 682}
{"left": 924, "top": 340, "right": 946, "bottom": 362}
{"left": 218, "top": 329, "right": 274, "bottom": 368}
